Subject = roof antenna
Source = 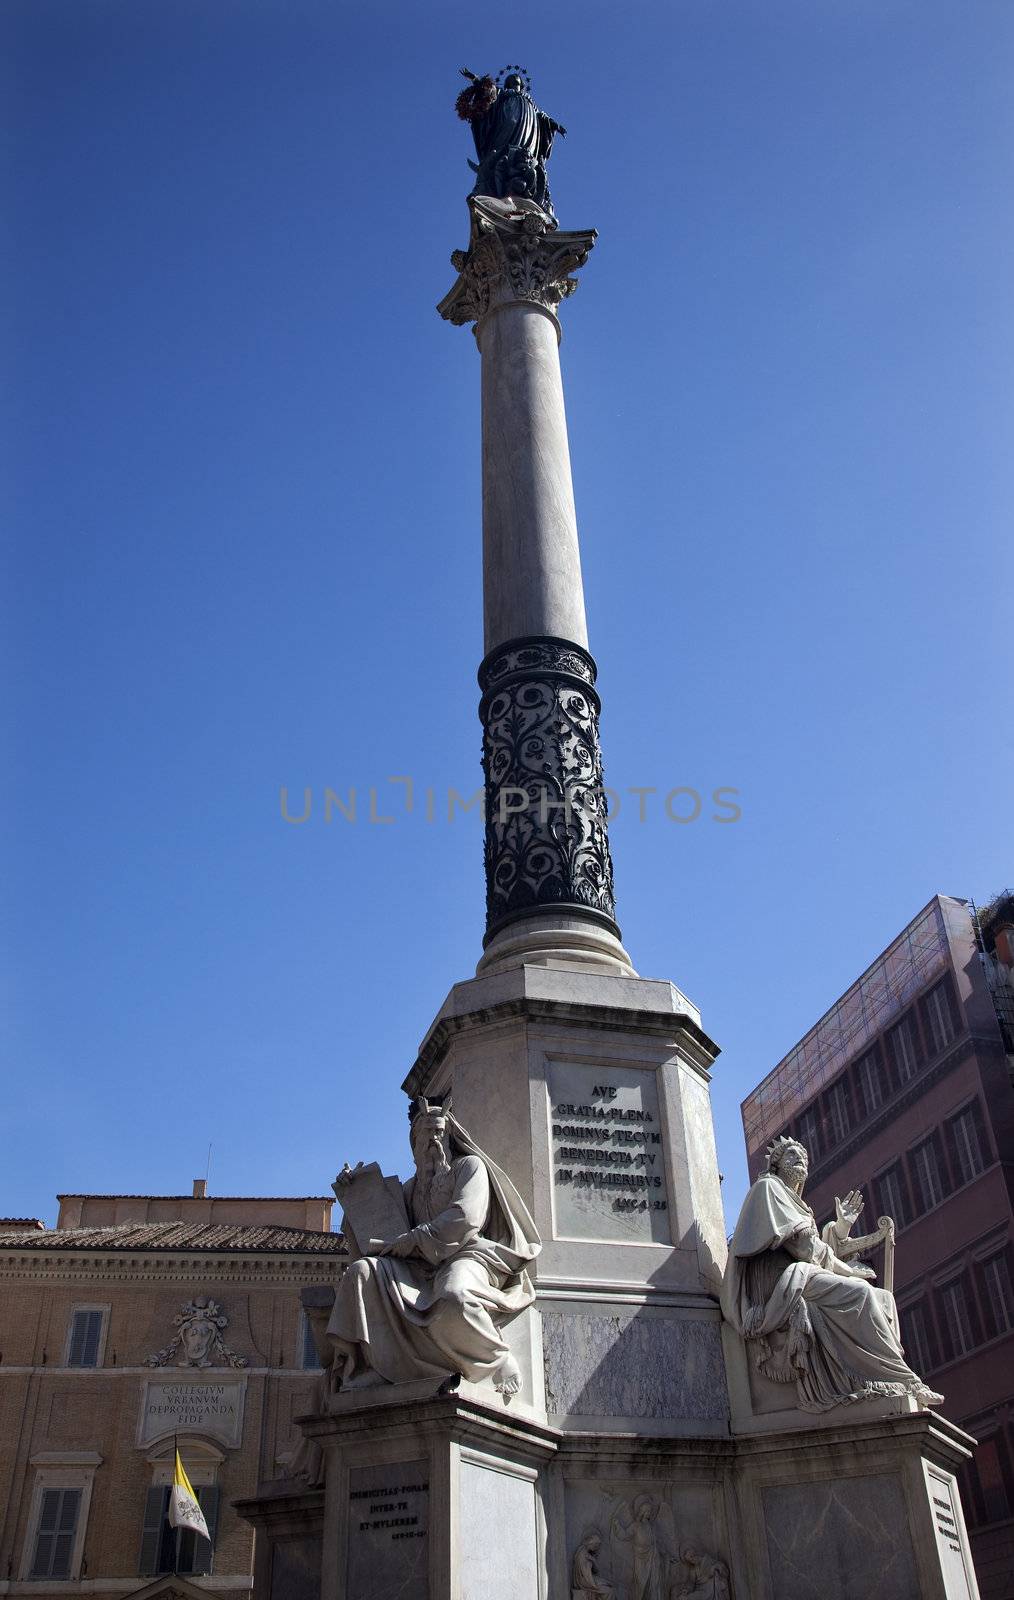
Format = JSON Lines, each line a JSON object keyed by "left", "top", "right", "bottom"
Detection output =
{"left": 205, "top": 1143, "right": 213, "bottom": 1190}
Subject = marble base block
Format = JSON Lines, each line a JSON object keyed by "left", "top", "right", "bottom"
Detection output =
{"left": 239, "top": 1393, "right": 978, "bottom": 1599}
{"left": 243, "top": 1383, "right": 558, "bottom": 1600}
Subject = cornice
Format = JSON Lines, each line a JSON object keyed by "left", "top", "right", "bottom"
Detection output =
{"left": 0, "top": 1251, "right": 345, "bottom": 1286}
{"left": 0, "top": 1366, "right": 323, "bottom": 1379}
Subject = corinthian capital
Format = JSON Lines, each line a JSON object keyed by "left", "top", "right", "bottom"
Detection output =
{"left": 437, "top": 196, "right": 596, "bottom": 328}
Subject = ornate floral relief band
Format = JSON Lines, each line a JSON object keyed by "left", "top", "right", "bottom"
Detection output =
{"left": 478, "top": 636, "right": 620, "bottom": 943}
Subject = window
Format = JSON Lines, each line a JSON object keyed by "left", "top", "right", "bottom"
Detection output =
{"left": 981, "top": 1253, "right": 1014, "bottom": 1339}
{"left": 878, "top": 1164, "right": 908, "bottom": 1228}
{"left": 826, "top": 1081, "right": 849, "bottom": 1145}
{"left": 797, "top": 1108, "right": 820, "bottom": 1159}
{"left": 925, "top": 981, "right": 956, "bottom": 1053}
{"left": 139, "top": 1485, "right": 219, "bottom": 1577}
{"left": 301, "top": 1311, "right": 321, "bottom": 1370}
{"left": 65, "top": 1307, "right": 107, "bottom": 1368}
{"left": 951, "top": 1107, "right": 986, "bottom": 1184}
{"left": 889, "top": 1016, "right": 918, "bottom": 1083}
{"left": 940, "top": 1279, "right": 975, "bottom": 1360}
{"left": 912, "top": 1138, "right": 944, "bottom": 1212}
{"left": 20, "top": 1455, "right": 99, "bottom": 1583}
{"left": 902, "top": 1302, "right": 935, "bottom": 1376}
{"left": 975, "top": 1438, "right": 1013, "bottom": 1524}
{"left": 857, "top": 1051, "right": 882, "bottom": 1115}
{"left": 28, "top": 1489, "right": 81, "bottom": 1580}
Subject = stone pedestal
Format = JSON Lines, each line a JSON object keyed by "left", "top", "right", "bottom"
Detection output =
{"left": 239, "top": 1391, "right": 978, "bottom": 1599}
{"left": 402, "top": 964, "right": 729, "bottom": 1435}
{"left": 242, "top": 1381, "right": 558, "bottom": 1600}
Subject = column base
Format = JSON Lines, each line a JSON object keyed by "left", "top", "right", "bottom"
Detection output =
{"left": 476, "top": 911, "right": 636, "bottom": 977}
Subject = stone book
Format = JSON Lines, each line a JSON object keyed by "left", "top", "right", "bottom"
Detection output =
{"left": 334, "top": 1162, "right": 409, "bottom": 1256}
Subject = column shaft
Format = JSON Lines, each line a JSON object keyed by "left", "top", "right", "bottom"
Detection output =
{"left": 478, "top": 302, "right": 588, "bottom": 655}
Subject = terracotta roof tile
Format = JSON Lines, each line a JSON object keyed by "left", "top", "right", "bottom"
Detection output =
{"left": 0, "top": 1221, "right": 347, "bottom": 1255}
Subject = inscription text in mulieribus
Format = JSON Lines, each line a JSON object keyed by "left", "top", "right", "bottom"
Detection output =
{"left": 548, "top": 1061, "right": 671, "bottom": 1244}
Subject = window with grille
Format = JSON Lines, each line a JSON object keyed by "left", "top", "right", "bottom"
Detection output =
{"left": 902, "top": 1302, "right": 935, "bottom": 1375}
{"left": 857, "top": 1051, "right": 882, "bottom": 1115}
{"left": 29, "top": 1488, "right": 82, "bottom": 1580}
{"left": 139, "top": 1484, "right": 219, "bottom": 1577}
{"left": 925, "top": 980, "right": 956, "bottom": 1054}
{"left": 913, "top": 1138, "right": 944, "bottom": 1212}
{"left": 941, "top": 1279, "right": 975, "bottom": 1360}
{"left": 66, "top": 1309, "right": 104, "bottom": 1368}
{"left": 889, "top": 1016, "right": 918, "bottom": 1083}
{"left": 301, "top": 1311, "right": 321, "bottom": 1369}
{"left": 951, "top": 1107, "right": 985, "bottom": 1184}
{"left": 981, "top": 1253, "right": 1014, "bottom": 1339}
{"left": 826, "top": 1081, "right": 849, "bottom": 1145}
{"left": 878, "top": 1164, "right": 908, "bottom": 1228}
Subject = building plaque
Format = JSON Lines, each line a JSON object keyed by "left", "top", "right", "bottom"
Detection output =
{"left": 138, "top": 1377, "right": 246, "bottom": 1448}
{"left": 548, "top": 1060, "right": 671, "bottom": 1244}
{"left": 346, "top": 1460, "right": 428, "bottom": 1600}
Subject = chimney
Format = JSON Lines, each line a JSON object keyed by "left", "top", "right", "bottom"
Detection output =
{"left": 192, "top": 1179, "right": 207, "bottom": 1199}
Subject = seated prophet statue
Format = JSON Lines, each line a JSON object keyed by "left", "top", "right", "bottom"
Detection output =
{"left": 326, "top": 1097, "right": 540, "bottom": 1401}
{"left": 721, "top": 1135, "right": 942, "bottom": 1414}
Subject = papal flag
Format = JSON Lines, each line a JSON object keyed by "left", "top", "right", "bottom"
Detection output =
{"left": 168, "top": 1448, "right": 209, "bottom": 1541}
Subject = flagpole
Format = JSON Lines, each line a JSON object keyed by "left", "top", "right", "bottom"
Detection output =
{"left": 173, "top": 1432, "right": 178, "bottom": 1577}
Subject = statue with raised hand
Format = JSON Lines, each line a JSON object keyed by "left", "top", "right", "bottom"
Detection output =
{"left": 456, "top": 64, "right": 566, "bottom": 220}
{"left": 721, "top": 1135, "right": 943, "bottom": 1413}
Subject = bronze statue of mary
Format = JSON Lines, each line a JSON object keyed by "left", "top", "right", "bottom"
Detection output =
{"left": 456, "top": 66, "right": 566, "bottom": 220}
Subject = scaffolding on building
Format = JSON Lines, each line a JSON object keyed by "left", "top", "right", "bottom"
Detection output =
{"left": 741, "top": 895, "right": 959, "bottom": 1155}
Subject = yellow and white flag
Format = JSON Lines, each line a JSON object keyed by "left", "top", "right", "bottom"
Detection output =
{"left": 168, "top": 1449, "right": 209, "bottom": 1540}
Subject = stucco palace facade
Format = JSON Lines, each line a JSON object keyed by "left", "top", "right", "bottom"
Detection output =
{"left": 0, "top": 1186, "right": 345, "bottom": 1599}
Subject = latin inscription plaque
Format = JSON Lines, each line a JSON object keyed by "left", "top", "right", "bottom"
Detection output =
{"left": 346, "top": 1460, "right": 429, "bottom": 1600}
{"left": 138, "top": 1378, "right": 245, "bottom": 1447}
{"left": 548, "top": 1060, "right": 671, "bottom": 1244}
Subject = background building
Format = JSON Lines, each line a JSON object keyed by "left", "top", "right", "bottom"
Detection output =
{"left": 0, "top": 1184, "right": 345, "bottom": 1598}
{"left": 742, "top": 891, "right": 1014, "bottom": 1600}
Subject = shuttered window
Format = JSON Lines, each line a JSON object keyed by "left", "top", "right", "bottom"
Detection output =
{"left": 67, "top": 1309, "right": 103, "bottom": 1368}
{"left": 902, "top": 1302, "right": 935, "bottom": 1376}
{"left": 889, "top": 1016, "right": 918, "bottom": 1083}
{"left": 29, "top": 1488, "right": 82, "bottom": 1579}
{"left": 951, "top": 1107, "right": 985, "bottom": 1184}
{"left": 857, "top": 1051, "right": 882, "bottom": 1115}
{"left": 925, "top": 981, "right": 956, "bottom": 1053}
{"left": 302, "top": 1312, "right": 321, "bottom": 1369}
{"left": 826, "top": 1081, "right": 849, "bottom": 1145}
{"left": 878, "top": 1164, "right": 908, "bottom": 1229}
{"left": 913, "top": 1139, "right": 944, "bottom": 1211}
{"left": 982, "top": 1254, "right": 1014, "bottom": 1339}
{"left": 941, "top": 1280, "right": 975, "bottom": 1360}
{"left": 139, "top": 1483, "right": 219, "bottom": 1577}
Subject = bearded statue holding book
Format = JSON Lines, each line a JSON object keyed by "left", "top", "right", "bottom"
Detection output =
{"left": 326, "top": 1096, "right": 540, "bottom": 1402}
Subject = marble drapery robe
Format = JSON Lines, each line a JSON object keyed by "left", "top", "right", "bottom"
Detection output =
{"left": 721, "top": 1170, "right": 934, "bottom": 1412}
{"left": 327, "top": 1119, "right": 540, "bottom": 1388}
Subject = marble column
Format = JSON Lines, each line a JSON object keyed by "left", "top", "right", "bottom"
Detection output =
{"left": 439, "top": 201, "right": 634, "bottom": 977}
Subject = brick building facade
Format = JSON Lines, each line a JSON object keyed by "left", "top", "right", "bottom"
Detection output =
{"left": 0, "top": 1186, "right": 345, "bottom": 1599}
{"left": 741, "top": 892, "right": 1014, "bottom": 1599}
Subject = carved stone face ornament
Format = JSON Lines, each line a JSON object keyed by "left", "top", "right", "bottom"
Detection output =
{"left": 147, "top": 1296, "right": 248, "bottom": 1370}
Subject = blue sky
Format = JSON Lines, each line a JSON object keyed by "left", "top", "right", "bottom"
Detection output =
{"left": 3, "top": 0, "right": 1011, "bottom": 1230}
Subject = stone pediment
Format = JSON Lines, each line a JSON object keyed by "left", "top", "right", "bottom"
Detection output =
{"left": 127, "top": 1578, "right": 216, "bottom": 1600}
